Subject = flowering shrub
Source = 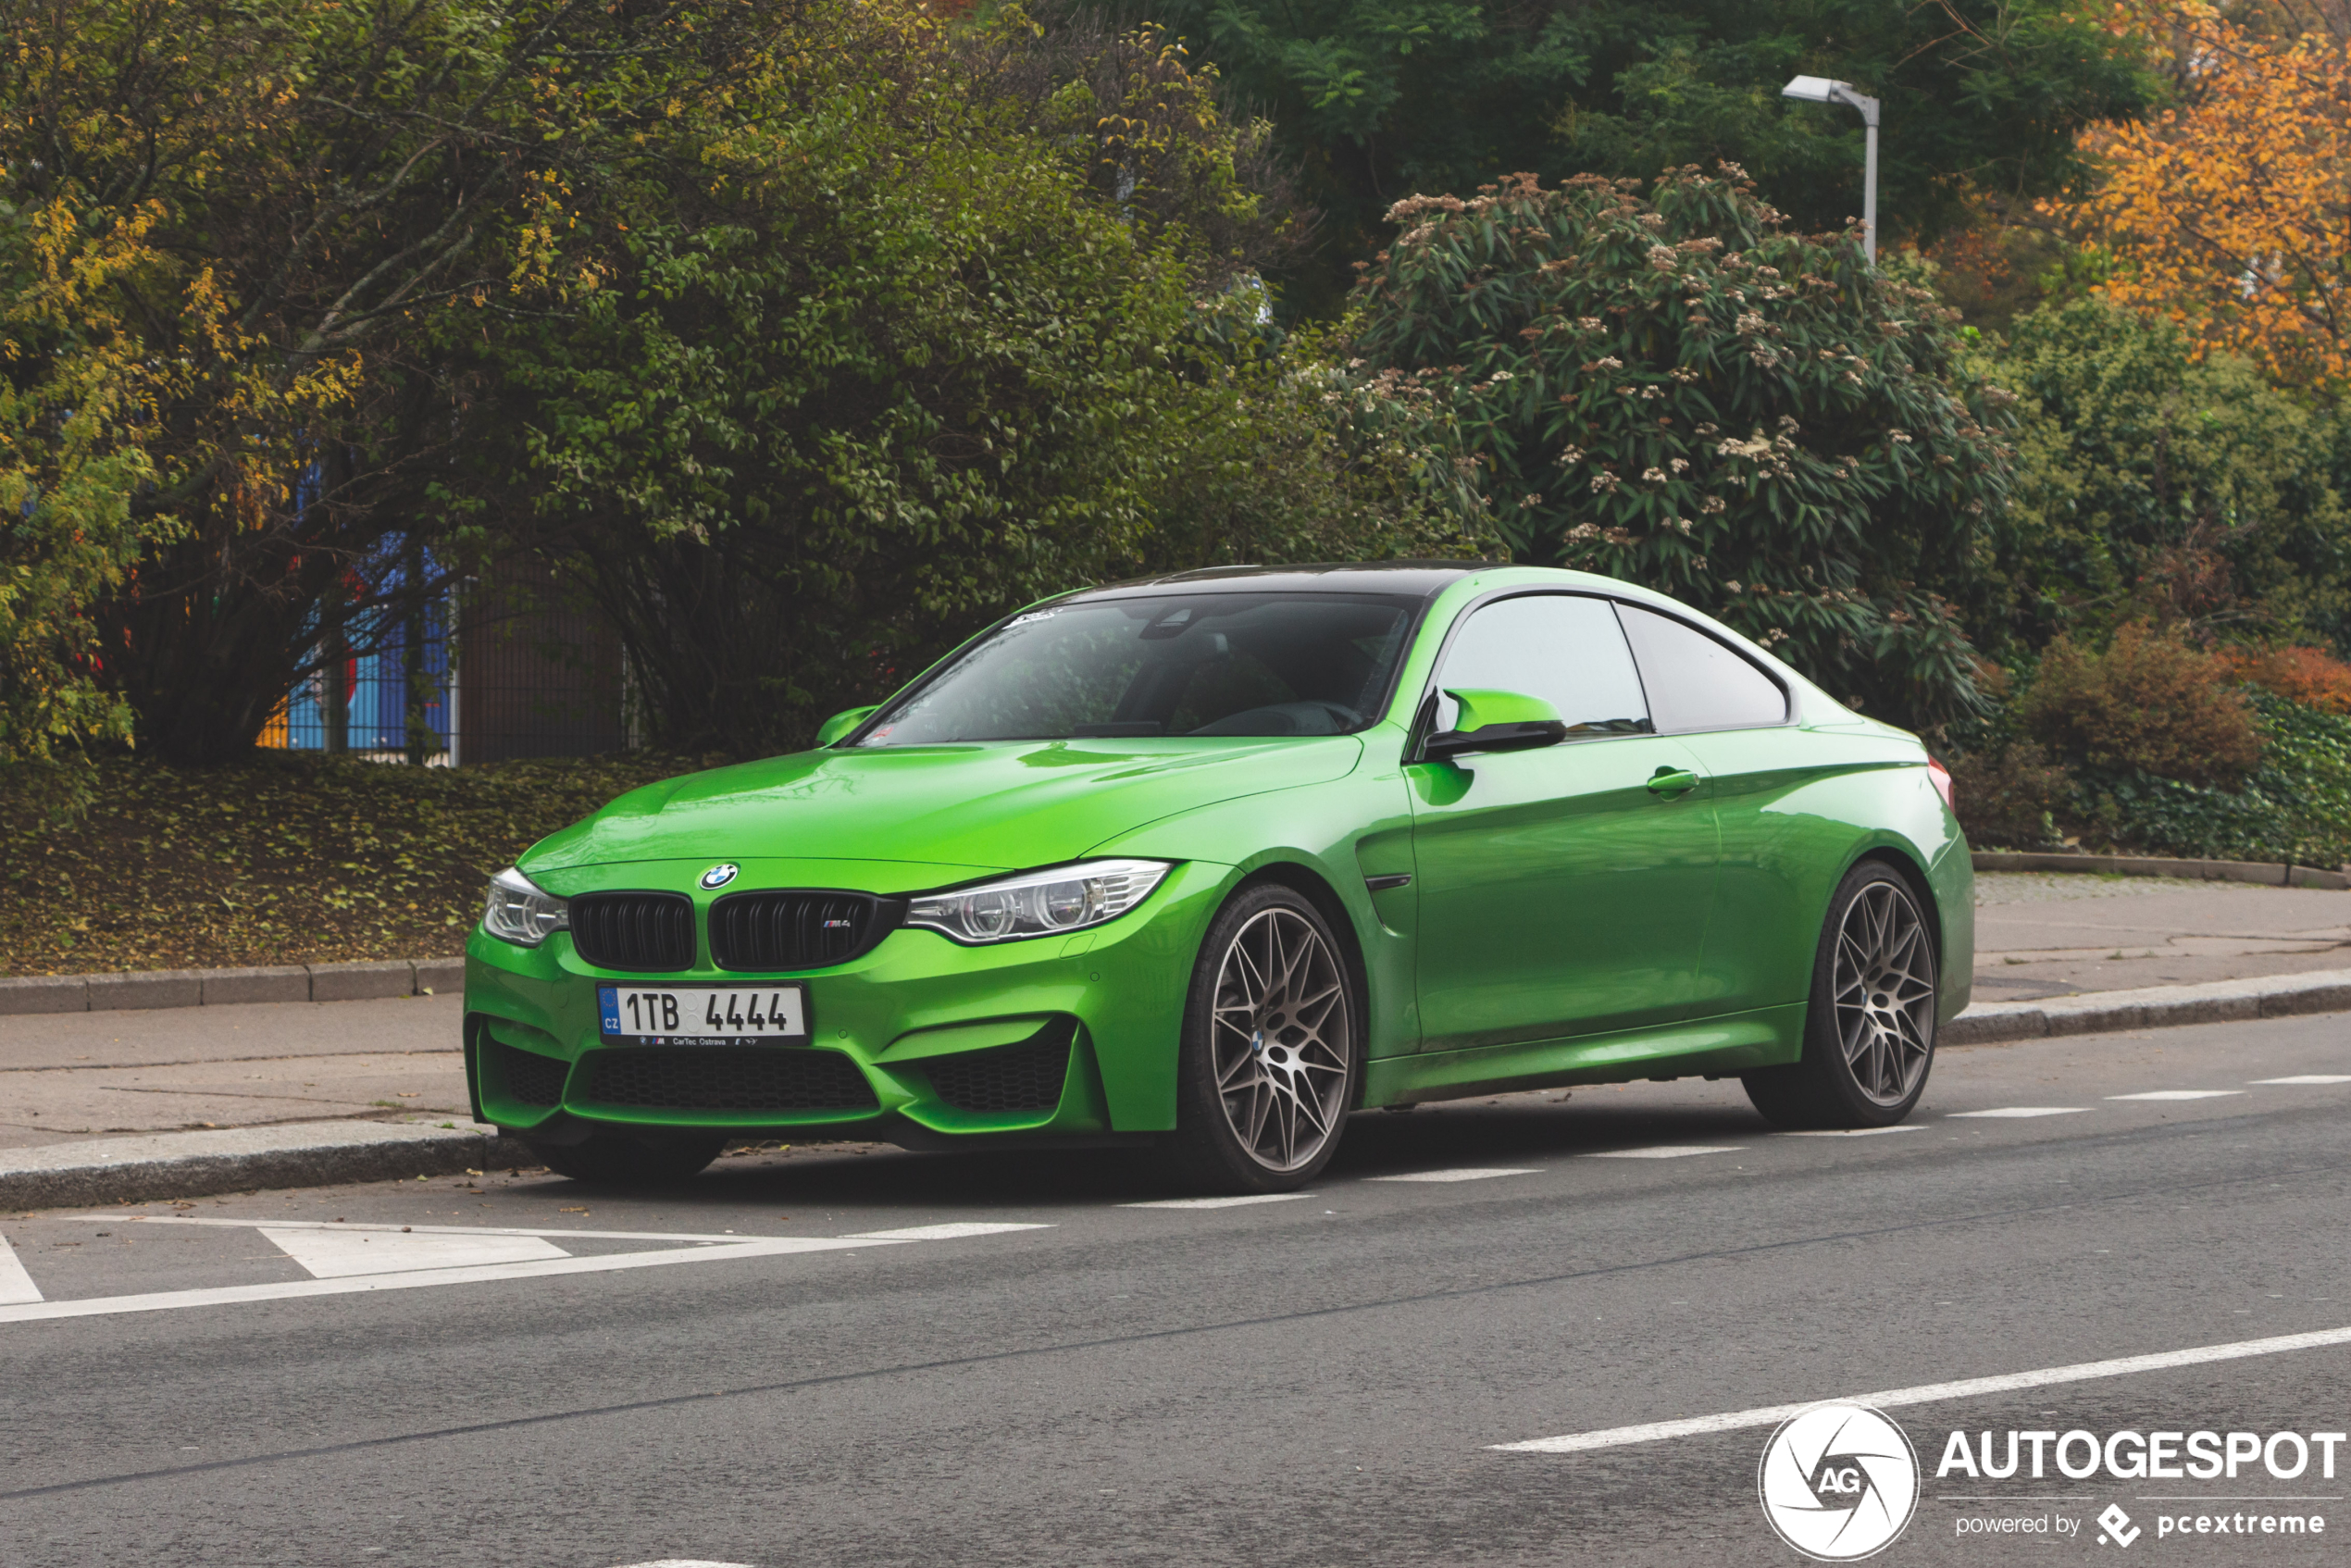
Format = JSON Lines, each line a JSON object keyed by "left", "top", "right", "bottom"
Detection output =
{"left": 1344, "top": 167, "right": 2017, "bottom": 729}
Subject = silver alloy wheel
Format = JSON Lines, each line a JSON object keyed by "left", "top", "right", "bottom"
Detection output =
{"left": 1833, "top": 879, "right": 1937, "bottom": 1106}
{"left": 1210, "top": 906, "right": 1352, "bottom": 1172}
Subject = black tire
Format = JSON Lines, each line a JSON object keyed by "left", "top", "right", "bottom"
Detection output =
{"left": 521, "top": 1128, "right": 728, "bottom": 1185}
{"left": 1743, "top": 860, "right": 1939, "bottom": 1130}
{"left": 1163, "top": 883, "right": 1362, "bottom": 1194}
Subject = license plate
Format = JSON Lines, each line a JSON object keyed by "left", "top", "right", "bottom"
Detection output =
{"left": 597, "top": 985, "right": 809, "bottom": 1044}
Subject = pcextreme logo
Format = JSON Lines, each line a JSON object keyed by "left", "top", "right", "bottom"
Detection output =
{"left": 1758, "top": 1403, "right": 1922, "bottom": 1561}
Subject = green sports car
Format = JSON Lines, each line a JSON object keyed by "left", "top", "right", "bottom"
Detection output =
{"left": 464, "top": 563, "right": 1971, "bottom": 1191}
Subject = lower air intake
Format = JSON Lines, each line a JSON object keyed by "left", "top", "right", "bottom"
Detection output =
{"left": 496, "top": 1041, "right": 569, "bottom": 1108}
{"left": 925, "top": 1026, "right": 1073, "bottom": 1114}
{"left": 581, "top": 1048, "right": 878, "bottom": 1112}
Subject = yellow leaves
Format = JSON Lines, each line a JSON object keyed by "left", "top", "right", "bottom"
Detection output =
{"left": 2069, "top": 0, "right": 2351, "bottom": 388}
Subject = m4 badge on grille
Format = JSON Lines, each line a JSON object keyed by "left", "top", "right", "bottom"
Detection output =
{"left": 699, "top": 863, "right": 740, "bottom": 890}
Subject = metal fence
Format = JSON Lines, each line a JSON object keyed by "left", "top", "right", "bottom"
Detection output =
{"left": 257, "top": 554, "right": 625, "bottom": 765}
{"left": 258, "top": 597, "right": 456, "bottom": 763}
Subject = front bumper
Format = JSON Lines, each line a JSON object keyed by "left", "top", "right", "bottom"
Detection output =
{"left": 463, "top": 858, "right": 1229, "bottom": 1142}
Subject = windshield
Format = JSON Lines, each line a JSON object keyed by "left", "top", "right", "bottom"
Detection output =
{"left": 853, "top": 592, "right": 1420, "bottom": 746}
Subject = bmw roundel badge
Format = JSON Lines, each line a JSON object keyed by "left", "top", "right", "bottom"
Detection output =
{"left": 699, "top": 863, "right": 740, "bottom": 890}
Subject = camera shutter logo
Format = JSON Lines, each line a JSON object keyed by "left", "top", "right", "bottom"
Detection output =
{"left": 699, "top": 864, "right": 740, "bottom": 890}
{"left": 1757, "top": 1403, "right": 1921, "bottom": 1561}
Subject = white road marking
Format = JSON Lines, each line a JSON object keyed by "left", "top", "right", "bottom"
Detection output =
{"left": 1781, "top": 1126, "right": 1922, "bottom": 1138}
{"left": 2108, "top": 1090, "right": 2245, "bottom": 1101}
{"left": 263, "top": 1226, "right": 571, "bottom": 1279}
{"left": 608, "top": 1561, "right": 758, "bottom": 1567}
{"left": 1947, "top": 1107, "right": 2089, "bottom": 1118}
{"left": 841, "top": 1223, "right": 1054, "bottom": 1241}
{"left": 0, "top": 1237, "right": 905, "bottom": 1325}
{"left": 1120, "top": 1194, "right": 1313, "bottom": 1210}
{"left": 0, "top": 1233, "right": 41, "bottom": 1306}
{"left": 2253, "top": 1075, "right": 2351, "bottom": 1085}
{"left": 127, "top": 1216, "right": 748, "bottom": 1243}
{"left": 1492, "top": 1321, "right": 2351, "bottom": 1455}
{"left": 1366, "top": 1168, "right": 1542, "bottom": 1183}
{"left": 1582, "top": 1146, "right": 1743, "bottom": 1160}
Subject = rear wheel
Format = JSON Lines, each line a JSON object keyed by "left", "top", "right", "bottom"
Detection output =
{"left": 520, "top": 1128, "right": 728, "bottom": 1185}
{"left": 1743, "top": 861, "right": 1938, "bottom": 1129}
{"left": 1164, "top": 885, "right": 1361, "bottom": 1194}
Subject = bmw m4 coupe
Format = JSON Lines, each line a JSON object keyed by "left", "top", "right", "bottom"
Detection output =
{"left": 465, "top": 563, "right": 1972, "bottom": 1191}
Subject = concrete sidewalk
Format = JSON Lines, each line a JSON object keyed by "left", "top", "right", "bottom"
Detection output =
{"left": 3, "top": 868, "right": 2346, "bottom": 1207}
{"left": 0, "top": 992, "right": 467, "bottom": 1153}
{"left": 1973, "top": 870, "right": 2351, "bottom": 1000}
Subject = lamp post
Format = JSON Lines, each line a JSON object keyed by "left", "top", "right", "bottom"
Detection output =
{"left": 1783, "top": 74, "right": 1880, "bottom": 263}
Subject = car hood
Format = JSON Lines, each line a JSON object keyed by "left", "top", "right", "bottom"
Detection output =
{"left": 520, "top": 736, "right": 1365, "bottom": 876}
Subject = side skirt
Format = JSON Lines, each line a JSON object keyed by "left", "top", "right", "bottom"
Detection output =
{"left": 1362, "top": 1002, "right": 1806, "bottom": 1108}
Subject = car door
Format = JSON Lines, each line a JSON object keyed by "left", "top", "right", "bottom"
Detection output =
{"left": 1613, "top": 603, "right": 1810, "bottom": 1020}
{"left": 1409, "top": 593, "right": 1720, "bottom": 1052}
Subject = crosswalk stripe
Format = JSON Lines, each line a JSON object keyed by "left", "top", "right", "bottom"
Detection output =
{"left": 1947, "top": 1107, "right": 2088, "bottom": 1118}
{"left": 1366, "top": 1168, "right": 1542, "bottom": 1183}
{"left": 1582, "top": 1146, "right": 1742, "bottom": 1160}
{"left": 2108, "top": 1089, "right": 2245, "bottom": 1101}
{"left": 0, "top": 1233, "right": 41, "bottom": 1306}
{"left": 1121, "top": 1194, "right": 1312, "bottom": 1210}
{"left": 0, "top": 1236, "right": 894, "bottom": 1325}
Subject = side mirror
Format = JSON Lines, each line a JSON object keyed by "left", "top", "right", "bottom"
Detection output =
{"left": 1422, "top": 687, "right": 1570, "bottom": 762}
{"left": 815, "top": 705, "right": 880, "bottom": 748}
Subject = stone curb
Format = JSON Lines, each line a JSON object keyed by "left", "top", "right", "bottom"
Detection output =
{"left": 1973, "top": 850, "right": 2351, "bottom": 891}
{"left": 0, "top": 1120, "right": 533, "bottom": 1212}
{"left": 1945, "top": 966, "right": 2351, "bottom": 1047}
{"left": 0, "top": 956, "right": 466, "bottom": 1016}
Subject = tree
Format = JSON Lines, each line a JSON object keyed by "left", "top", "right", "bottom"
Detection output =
{"left": 2071, "top": 0, "right": 2351, "bottom": 390}
{"left": 1965, "top": 299, "right": 2351, "bottom": 657}
{"left": 479, "top": 6, "right": 1492, "bottom": 754}
{"left": 0, "top": 193, "right": 180, "bottom": 771}
{"left": 1100, "top": 0, "right": 2156, "bottom": 310}
{"left": 2, "top": 0, "right": 807, "bottom": 763}
{"left": 1346, "top": 166, "right": 2016, "bottom": 730}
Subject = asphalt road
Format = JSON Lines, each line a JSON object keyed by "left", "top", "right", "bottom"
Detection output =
{"left": 4, "top": 1013, "right": 2349, "bottom": 1567}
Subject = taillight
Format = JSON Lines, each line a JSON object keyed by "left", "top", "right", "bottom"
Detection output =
{"left": 1926, "top": 757, "right": 1955, "bottom": 813}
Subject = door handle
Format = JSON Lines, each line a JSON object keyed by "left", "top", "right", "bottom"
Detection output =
{"left": 1646, "top": 767, "right": 1701, "bottom": 796}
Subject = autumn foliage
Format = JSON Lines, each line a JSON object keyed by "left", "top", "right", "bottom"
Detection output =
{"left": 2072, "top": 1, "right": 2351, "bottom": 388}
{"left": 2219, "top": 644, "right": 2351, "bottom": 715}
{"left": 2020, "top": 622, "right": 2265, "bottom": 788}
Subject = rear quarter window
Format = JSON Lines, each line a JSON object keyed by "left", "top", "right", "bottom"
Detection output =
{"left": 1615, "top": 603, "right": 1789, "bottom": 733}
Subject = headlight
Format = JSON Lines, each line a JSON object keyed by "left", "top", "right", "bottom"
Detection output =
{"left": 905, "top": 859, "right": 1172, "bottom": 944}
{"left": 482, "top": 866, "right": 568, "bottom": 947}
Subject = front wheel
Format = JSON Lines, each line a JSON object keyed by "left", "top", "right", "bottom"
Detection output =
{"left": 520, "top": 1128, "right": 728, "bottom": 1185}
{"left": 1743, "top": 861, "right": 1938, "bottom": 1130}
{"left": 1163, "top": 884, "right": 1362, "bottom": 1194}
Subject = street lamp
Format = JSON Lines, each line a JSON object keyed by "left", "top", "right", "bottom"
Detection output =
{"left": 1783, "top": 74, "right": 1880, "bottom": 263}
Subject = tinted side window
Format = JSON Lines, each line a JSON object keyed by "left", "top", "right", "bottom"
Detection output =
{"left": 1615, "top": 604, "right": 1788, "bottom": 732}
{"left": 1432, "top": 595, "right": 1651, "bottom": 736}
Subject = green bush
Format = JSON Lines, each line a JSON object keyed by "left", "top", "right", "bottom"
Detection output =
{"left": 1949, "top": 740, "right": 2071, "bottom": 850}
{"left": 1345, "top": 167, "right": 2016, "bottom": 731}
{"left": 2074, "top": 692, "right": 2351, "bottom": 868}
{"left": 1966, "top": 300, "right": 2351, "bottom": 660}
